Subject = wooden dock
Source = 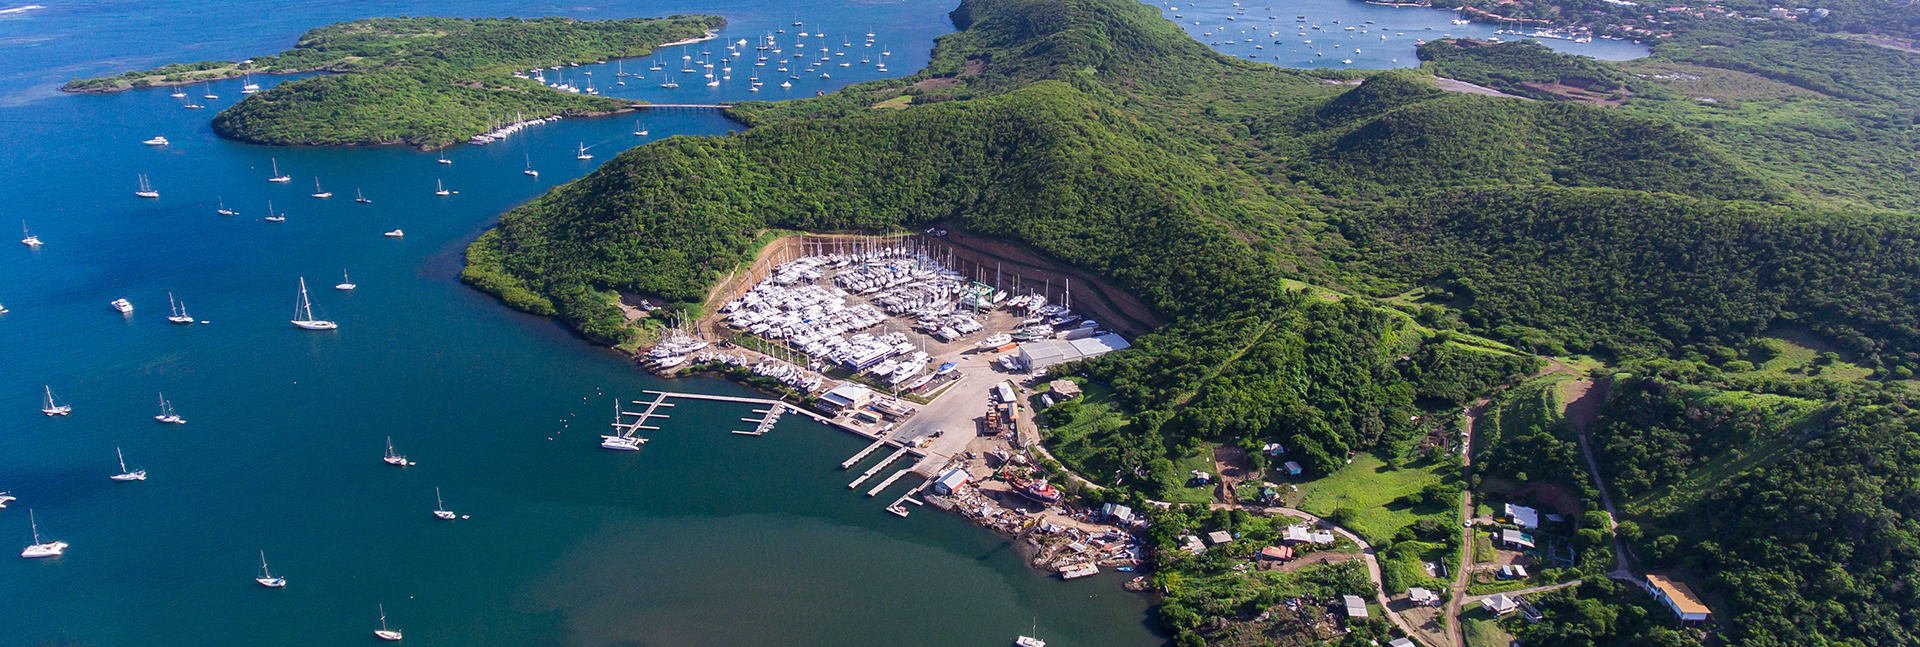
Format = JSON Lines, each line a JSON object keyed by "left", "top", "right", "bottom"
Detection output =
{"left": 841, "top": 436, "right": 895, "bottom": 469}
{"left": 849, "top": 447, "right": 912, "bottom": 489}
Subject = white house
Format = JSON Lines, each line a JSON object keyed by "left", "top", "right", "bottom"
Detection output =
{"left": 1504, "top": 503, "right": 1540, "bottom": 529}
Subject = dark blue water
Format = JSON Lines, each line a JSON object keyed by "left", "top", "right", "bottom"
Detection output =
{"left": 0, "top": 1, "right": 1160, "bottom": 646}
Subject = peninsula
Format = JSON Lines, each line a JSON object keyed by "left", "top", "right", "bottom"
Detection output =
{"left": 66, "top": 15, "right": 724, "bottom": 148}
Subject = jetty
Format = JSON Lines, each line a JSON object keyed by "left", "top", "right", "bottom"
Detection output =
{"left": 622, "top": 392, "right": 675, "bottom": 430}
{"left": 733, "top": 404, "right": 784, "bottom": 436}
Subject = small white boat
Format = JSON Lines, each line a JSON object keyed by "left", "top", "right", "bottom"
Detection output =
{"left": 154, "top": 392, "right": 185, "bottom": 424}
{"left": 1015, "top": 619, "right": 1046, "bottom": 647}
{"left": 524, "top": 153, "right": 538, "bottom": 178}
{"left": 110, "top": 448, "right": 147, "bottom": 481}
{"left": 170, "top": 88, "right": 187, "bottom": 98}
{"left": 437, "top": 152, "right": 452, "bottom": 165}
{"left": 290, "top": 278, "right": 337, "bottom": 330}
{"left": 336, "top": 270, "right": 356, "bottom": 291}
{"left": 216, "top": 197, "right": 237, "bottom": 216}
{"left": 21, "top": 221, "right": 42, "bottom": 248}
{"left": 41, "top": 386, "right": 71, "bottom": 416}
{"left": 264, "top": 199, "right": 285, "bottom": 222}
{"left": 374, "top": 604, "right": 403, "bottom": 641}
{"left": 166, "top": 293, "right": 194, "bottom": 324}
{"left": 356, "top": 189, "right": 372, "bottom": 204}
{"left": 384, "top": 437, "right": 412, "bottom": 466}
{"left": 0, "top": 492, "right": 15, "bottom": 508}
{"left": 268, "top": 158, "right": 291, "bottom": 183}
{"left": 20, "top": 510, "right": 66, "bottom": 559}
{"left": 633, "top": 121, "right": 649, "bottom": 136}
{"left": 134, "top": 174, "right": 160, "bottom": 199}
{"left": 384, "top": 229, "right": 404, "bottom": 238}
{"left": 434, "top": 180, "right": 450, "bottom": 196}
{"left": 256, "top": 550, "right": 286, "bottom": 588}
{"left": 576, "top": 143, "right": 592, "bottom": 160}
{"left": 311, "top": 178, "right": 332, "bottom": 199}
{"left": 110, "top": 298, "right": 134, "bottom": 314}
{"left": 433, "top": 488, "right": 456, "bottom": 520}
{"left": 143, "top": 136, "right": 169, "bottom": 146}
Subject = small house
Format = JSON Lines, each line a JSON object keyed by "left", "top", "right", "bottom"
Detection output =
{"left": 1206, "top": 530, "right": 1234, "bottom": 546}
{"left": 1282, "top": 524, "right": 1313, "bottom": 544}
{"left": 1505, "top": 503, "right": 1540, "bottom": 529}
{"left": 1047, "top": 380, "right": 1082, "bottom": 400}
{"left": 1100, "top": 503, "right": 1135, "bottom": 524}
{"left": 931, "top": 468, "right": 970, "bottom": 496}
{"left": 1512, "top": 564, "right": 1529, "bottom": 579}
{"left": 1408, "top": 587, "right": 1440, "bottom": 607}
{"left": 1342, "top": 595, "right": 1369, "bottom": 618}
{"left": 1500, "top": 529, "right": 1536, "bottom": 550}
{"left": 1181, "top": 535, "right": 1206, "bottom": 554}
{"left": 1259, "top": 545, "right": 1293, "bottom": 561}
{"left": 1283, "top": 461, "right": 1303, "bottom": 476}
{"left": 1646, "top": 574, "right": 1712, "bottom": 623}
{"left": 1483, "top": 593, "right": 1519, "bottom": 616}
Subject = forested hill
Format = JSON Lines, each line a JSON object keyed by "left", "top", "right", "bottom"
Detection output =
{"left": 465, "top": 0, "right": 1920, "bottom": 643}
{"left": 67, "top": 16, "right": 723, "bottom": 148}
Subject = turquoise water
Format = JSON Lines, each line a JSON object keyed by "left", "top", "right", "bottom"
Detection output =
{"left": 1155, "top": 0, "right": 1649, "bottom": 68}
{"left": 0, "top": 1, "right": 1159, "bottom": 646}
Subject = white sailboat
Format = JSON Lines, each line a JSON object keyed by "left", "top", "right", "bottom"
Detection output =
{"left": 268, "top": 158, "right": 291, "bottom": 183}
{"left": 336, "top": 270, "right": 356, "bottom": 291}
{"left": 291, "top": 278, "right": 337, "bottom": 330}
{"left": 374, "top": 604, "right": 404, "bottom": 641}
{"left": 264, "top": 199, "right": 285, "bottom": 222}
{"left": 242, "top": 75, "right": 260, "bottom": 94}
{"left": 383, "top": 436, "right": 412, "bottom": 466}
{"left": 1015, "top": 619, "right": 1046, "bottom": 647}
{"left": 356, "top": 189, "right": 372, "bottom": 204}
{"left": 524, "top": 153, "right": 538, "bottom": 178}
{"left": 21, "top": 221, "right": 41, "bottom": 247}
{"left": 434, "top": 179, "right": 450, "bottom": 196}
{"left": 256, "top": 550, "right": 286, "bottom": 587}
{"left": 311, "top": 177, "right": 332, "bottom": 199}
{"left": 385, "top": 229, "right": 405, "bottom": 238}
{"left": 110, "top": 447, "right": 147, "bottom": 481}
{"left": 576, "top": 143, "right": 592, "bottom": 160}
{"left": 437, "top": 151, "right": 452, "bottom": 165}
{"left": 134, "top": 174, "right": 160, "bottom": 199}
{"left": 170, "top": 87, "right": 187, "bottom": 98}
{"left": 167, "top": 292, "right": 194, "bottom": 324}
{"left": 433, "top": 488, "right": 456, "bottom": 520}
{"left": 154, "top": 392, "right": 185, "bottom": 424}
{"left": 41, "top": 386, "right": 71, "bottom": 416}
{"left": 600, "top": 399, "right": 647, "bottom": 450}
{"left": 217, "top": 197, "right": 237, "bottom": 216}
{"left": 20, "top": 510, "right": 67, "bottom": 559}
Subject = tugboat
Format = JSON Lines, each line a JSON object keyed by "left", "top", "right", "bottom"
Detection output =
{"left": 1008, "top": 474, "right": 1062, "bottom": 505}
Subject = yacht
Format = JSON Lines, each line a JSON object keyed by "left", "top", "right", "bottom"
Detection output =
{"left": 264, "top": 199, "right": 285, "bottom": 222}
{"left": 385, "top": 229, "right": 405, "bottom": 238}
{"left": 166, "top": 292, "right": 194, "bottom": 324}
{"left": 110, "top": 298, "right": 134, "bottom": 314}
{"left": 356, "top": 189, "right": 372, "bottom": 203}
{"left": 20, "top": 510, "right": 66, "bottom": 559}
{"left": 268, "top": 158, "right": 291, "bottom": 183}
{"left": 576, "top": 143, "right": 592, "bottom": 160}
{"left": 434, "top": 180, "right": 450, "bottom": 196}
{"left": 217, "top": 198, "right": 237, "bottom": 216}
{"left": 524, "top": 154, "right": 539, "bottom": 178}
{"left": 202, "top": 84, "right": 218, "bottom": 100}
{"left": 311, "top": 178, "right": 332, "bottom": 199}
{"left": 374, "top": 605, "right": 403, "bottom": 641}
{"left": 21, "top": 221, "right": 41, "bottom": 247}
{"left": 134, "top": 174, "right": 160, "bottom": 199}
{"left": 256, "top": 551, "right": 286, "bottom": 588}
{"left": 437, "top": 152, "right": 452, "bottom": 165}
{"left": 1015, "top": 620, "right": 1045, "bottom": 647}
{"left": 660, "top": 81, "right": 679, "bottom": 88}
{"left": 781, "top": 81, "right": 791, "bottom": 88}
{"left": 170, "top": 87, "right": 187, "bottom": 98}
{"left": 633, "top": 121, "right": 650, "bottom": 137}
{"left": 143, "top": 136, "right": 169, "bottom": 146}
{"left": 110, "top": 448, "right": 147, "bottom": 481}
{"left": 154, "top": 392, "right": 185, "bottom": 424}
{"left": 384, "top": 437, "right": 412, "bottom": 466}
{"left": 336, "top": 270, "right": 356, "bottom": 291}
{"left": 433, "top": 488, "right": 456, "bottom": 520}
{"left": 41, "top": 386, "right": 71, "bottom": 416}
{"left": 242, "top": 76, "right": 260, "bottom": 94}
{"left": 0, "top": 492, "right": 14, "bottom": 508}
{"left": 291, "top": 278, "right": 337, "bottom": 330}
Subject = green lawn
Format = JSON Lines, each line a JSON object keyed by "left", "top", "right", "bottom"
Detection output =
{"left": 1748, "top": 334, "right": 1875, "bottom": 381}
{"left": 1463, "top": 612, "right": 1514, "bottom": 647}
{"left": 1160, "top": 450, "right": 1221, "bottom": 505}
{"left": 1290, "top": 453, "right": 1453, "bottom": 542}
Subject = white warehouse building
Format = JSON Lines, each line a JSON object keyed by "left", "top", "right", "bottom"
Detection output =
{"left": 1016, "top": 333, "right": 1132, "bottom": 373}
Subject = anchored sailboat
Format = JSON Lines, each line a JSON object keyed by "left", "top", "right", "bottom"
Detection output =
{"left": 433, "top": 488, "right": 456, "bottom": 520}
{"left": 356, "top": 189, "right": 372, "bottom": 204}
{"left": 311, "top": 177, "right": 332, "bottom": 199}
{"left": 110, "top": 447, "right": 147, "bottom": 481}
{"left": 21, "top": 221, "right": 41, "bottom": 247}
{"left": 633, "top": 121, "right": 649, "bottom": 136}
{"left": 20, "top": 510, "right": 66, "bottom": 559}
{"left": 268, "top": 158, "right": 290, "bottom": 183}
{"left": 374, "top": 604, "right": 403, "bottom": 641}
{"left": 576, "top": 143, "right": 592, "bottom": 160}
{"left": 134, "top": 174, "right": 160, "bottom": 199}
{"left": 384, "top": 437, "right": 412, "bottom": 466}
{"left": 434, "top": 179, "right": 450, "bottom": 196}
{"left": 41, "top": 386, "right": 71, "bottom": 416}
{"left": 166, "top": 292, "right": 194, "bottom": 324}
{"left": 264, "top": 199, "right": 285, "bottom": 222}
{"left": 154, "top": 392, "right": 185, "bottom": 424}
{"left": 336, "top": 270, "right": 356, "bottom": 291}
{"left": 216, "top": 197, "right": 237, "bottom": 216}
{"left": 256, "top": 551, "right": 286, "bottom": 588}
{"left": 291, "top": 278, "right": 337, "bottom": 330}
{"left": 524, "top": 153, "right": 538, "bottom": 178}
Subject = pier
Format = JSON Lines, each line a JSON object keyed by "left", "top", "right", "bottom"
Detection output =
{"left": 849, "top": 447, "right": 912, "bottom": 489}
{"left": 841, "top": 436, "right": 895, "bottom": 469}
{"left": 733, "top": 405, "right": 784, "bottom": 436}
{"left": 621, "top": 392, "right": 675, "bottom": 431}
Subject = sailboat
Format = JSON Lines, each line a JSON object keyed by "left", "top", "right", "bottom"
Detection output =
{"left": 524, "top": 153, "right": 538, "bottom": 178}
{"left": 291, "top": 278, "right": 337, "bottom": 330}
{"left": 41, "top": 386, "right": 71, "bottom": 416}
{"left": 385, "top": 229, "right": 405, "bottom": 238}
{"left": 632, "top": 121, "right": 648, "bottom": 136}
{"left": 20, "top": 510, "right": 67, "bottom": 559}
{"left": 202, "top": 83, "right": 218, "bottom": 100}
{"left": 434, "top": 180, "right": 450, "bottom": 196}
{"left": 264, "top": 199, "right": 285, "bottom": 222}
{"left": 336, "top": 270, "right": 356, "bottom": 291}
{"left": 576, "top": 143, "right": 592, "bottom": 160}
{"left": 154, "top": 392, "right": 185, "bottom": 424}
{"left": 143, "top": 135, "right": 169, "bottom": 146}
{"left": 1015, "top": 618, "right": 1046, "bottom": 647}
{"left": 0, "top": 492, "right": 14, "bottom": 508}
{"left": 437, "top": 151, "right": 452, "bottom": 165}
{"left": 242, "top": 75, "right": 260, "bottom": 94}
{"left": 134, "top": 174, "right": 160, "bottom": 199}
{"left": 268, "top": 158, "right": 291, "bottom": 183}
{"left": 374, "top": 605, "right": 403, "bottom": 641}
{"left": 170, "top": 87, "right": 187, "bottom": 98}
{"left": 356, "top": 189, "right": 372, "bottom": 203}
{"left": 433, "top": 488, "right": 456, "bottom": 520}
{"left": 110, "top": 448, "right": 147, "bottom": 481}
{"left": 21, "top": 221, "right": 41, "bottom": 247}
{"left": 216, "top": 197, "right": 237, "bottom": 216}
{"left": 166, "top": 293, "right": 194, "bottom": 324}
{"left": 383, "top": 437, "right": 412, "bottom": 466}
{"left": 256, "top": 551, "right": 286, "bottom": 588}
{"left": 311, "top": 177, "right": 332, "bottom": 199}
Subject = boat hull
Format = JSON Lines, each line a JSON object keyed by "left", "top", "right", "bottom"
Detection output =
{"left": 292, "top": 320, "right": 338, "bottom": 330}
{"left": 21, "top": 542, "right": 66, "bottom": 558}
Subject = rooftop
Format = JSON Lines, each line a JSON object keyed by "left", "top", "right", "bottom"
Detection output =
{"left": 1647, "top": 574, "right": 1712, "bottom": 615}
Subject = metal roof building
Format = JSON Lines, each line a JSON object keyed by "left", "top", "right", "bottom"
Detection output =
{"left": 1016, "top": 333, "right": 1132, "bottom": 373}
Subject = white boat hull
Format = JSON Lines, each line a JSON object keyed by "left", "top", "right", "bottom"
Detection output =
{"left": 257, "top": 577, "right": 286, "bottom": 588}
{"left": 433, "top": 510, "right": 456, "bottom": 520}
{"left": 292, "top": 320, "right": 338, "bottom": 330}
{"left": 374, "top": 630, "right": 403, "bottom": 641}
{"left": 21, "top": 542, "right": 66, "bottom": 558}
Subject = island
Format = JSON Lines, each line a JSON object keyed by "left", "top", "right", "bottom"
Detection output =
{"left": 65, "top": 15, "right": 724, "bottom": 148}
{"left": 464, "top": 0, "right": 1920, "bottom": 645}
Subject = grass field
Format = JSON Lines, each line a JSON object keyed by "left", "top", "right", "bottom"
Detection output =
{"left": 1747, "top": 334, "right": 1875, "bottom": 381}
{"left": 1618, "top": 60, "right": 1824, "bottom": 101}
{"left": 1289, "top": 453, "right": 1453, "bottom": 543}
{"left": 1463, "top": 612, "right": 1515, "bottom": 647}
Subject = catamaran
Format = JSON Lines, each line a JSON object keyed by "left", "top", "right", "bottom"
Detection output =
{"left": 110, "top": 298, "right": 134, "bottom": 314}
{"left": 374, "top": 605, "right": 403, "bottom": 641}
{"left": 242, "top": 76, "right": 260, "bottom": 94}
{"left": 110, "top": 448, "right": 147, "bottom": 481}
{"left": 21, "top": 221, "right": 41, "bottom": 247}
{"left": 166, "top": 292, "right": 194, "bottom": 324}
{"left": 256, "top": 550, "right": 286, "bottom": 587}
{"left": 291, "top": 278, "right": 337, "bottom": 330}
{"left": 576, "top": 143, "right": 592, "bottom": 160}
{"left": 20, "top": 510, "right": 66, "bottom": 559}
{"left": 264, "top": 199, "right": 285, "bottom": 222}
{"left": 336, "top": 270, "right": 356, "bottom": 291}
{"left": 383, "top": 437, "right": 412, "bottom": 466}
{"left": 356, "top": 189, "right": 372, "bottom": 204}
{"left": 433, "top": 488, "right": 456, "bottom": 520}
{"left": 216, "top": 197, "right": 237, "bottom": 216}
{"left": 633, "top": 121, "right": 649, "bottom": 136}
{"left": 134, "top": 174, "right": 160, "bottom": 199}
{"left": 268, "top": 158, "right": 291, "bottom": 183}
{"left": 311, "top": 177, "right": 332, "bottom": 199}
{"left": 0, "top": 492, "right": 14, "bottom": 508}
{"left": 600, "top": 399, "right": 648, "bottom": 450}
{"left": 41, "top": 386, "right": 71, "bottom": 416}
{"left": 434, "top": 179, "right": 450, "bottom": 196}
{"left": 154, "top": 392, "right": 185, "bottom": 424}
{"left": 524, "top": 153, "right": 538, "bottom": 178}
